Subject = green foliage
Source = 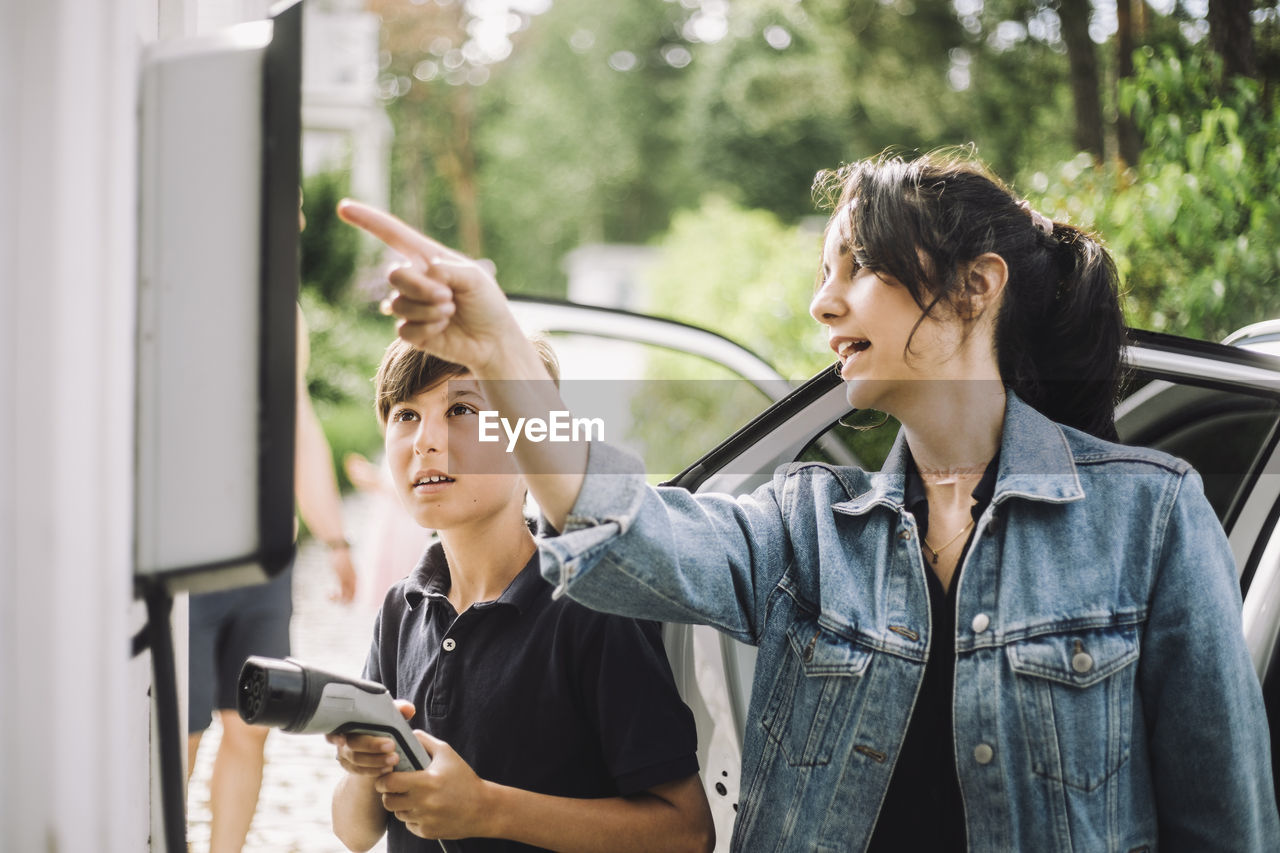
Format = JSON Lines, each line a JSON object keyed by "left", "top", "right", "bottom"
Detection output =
{"left": 300, "top": 170, "right": 362, "bottom": 304}
{"left": 618, "top": 198, "right": 832, "bottom": 473}
{"left": 299, "top": 291, "right": 393, "bottom": 491}
{"left": 313, "top": 395, "right": 386, "bottom": 494}
{"left": 1031, "top": 48, "right": 1280, "bottom": 340}
{"left": 474, "top": 0, "right": 697, "bottom": 296}
{"left": 643, "top": 196, "right": 831, "bottom": 380}
{"left": 334, "top": 1, "right": 1280, "bottom": 490}
{"left": 469, "top": 0, "right": 1082, "bottom": 294}
{"left": 678, "top": 0, "right": 860, "bottom": 219}
{"left": 298, "top": 169, "right": 392, "bottom": 488}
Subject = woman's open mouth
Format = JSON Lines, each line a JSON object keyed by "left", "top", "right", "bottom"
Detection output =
{"left": 837, "top": 338, "right": 871, "bottom": 371}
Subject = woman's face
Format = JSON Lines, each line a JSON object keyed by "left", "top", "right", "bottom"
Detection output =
{"left": 809, "top": 209, "right": 960, "bottom": 414}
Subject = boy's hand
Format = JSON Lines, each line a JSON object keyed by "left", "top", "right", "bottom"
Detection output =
{"left": 336, "top": 200, "right": 520, "bottom": 374}
{"left": 326, "top": 699, "right": 415, "bottom": 777}
{"left": 375, "top": 730, "right": 492, "bottom": 841}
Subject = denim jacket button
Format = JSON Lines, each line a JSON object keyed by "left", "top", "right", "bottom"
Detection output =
{"left": 898, "top": 528, "right": 912, "bottom": 541}
{"left": 1072, "top": 651, "right": 1094, "bottom": 673}
{"left": 971, "top": 613, "right": 990, "bottom": 634}
{"left": 973, "top": 743, "right": 994, "bottom": 765}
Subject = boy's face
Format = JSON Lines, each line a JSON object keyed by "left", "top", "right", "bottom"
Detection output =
{"left": 384, "top": 372, "right": 526, "bottom": 532}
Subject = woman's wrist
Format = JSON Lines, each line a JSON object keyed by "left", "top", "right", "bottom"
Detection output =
{"left": 473, "top": 326, "right": 549, "bottom": 382}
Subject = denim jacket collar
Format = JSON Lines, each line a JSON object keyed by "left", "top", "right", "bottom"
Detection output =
{"left": 833, "top": 391, "right": 1085, "bottom": 517}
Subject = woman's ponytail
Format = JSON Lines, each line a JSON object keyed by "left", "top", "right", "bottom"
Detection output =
{"left": 997, "top": 223, "right": 1126, "bottom": 442}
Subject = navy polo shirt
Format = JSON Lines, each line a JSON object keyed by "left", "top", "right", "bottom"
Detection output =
{"left": 363, "top": 542, "right": 700, "bottom": 853}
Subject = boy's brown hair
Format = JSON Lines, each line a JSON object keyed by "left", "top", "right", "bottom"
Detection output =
{"left": 374, "top": 337, "right": 561, "bottom": 429}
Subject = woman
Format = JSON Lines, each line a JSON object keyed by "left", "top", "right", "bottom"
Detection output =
{"left": 339, "top": 150, "right": 1279, "bottom": 852}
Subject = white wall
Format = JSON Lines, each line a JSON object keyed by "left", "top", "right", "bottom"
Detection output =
{"left": 0, "top": 0, "right": 149, "bottom": 850}
{"left": 1, "top": 2, "right": 389, "bottom": 847}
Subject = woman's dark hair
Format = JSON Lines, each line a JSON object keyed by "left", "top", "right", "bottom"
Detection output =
{"left": 814, "top": 149, "right": 1126, "bottom": 441}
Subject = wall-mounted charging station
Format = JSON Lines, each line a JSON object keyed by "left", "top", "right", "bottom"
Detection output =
{"left": 135, "top": 0, "right": 303, "bottom": 595}
{"left": 133, "top": 7, "right": 307, "bottom": 848}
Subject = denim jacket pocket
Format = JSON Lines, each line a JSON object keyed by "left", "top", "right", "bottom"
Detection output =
{"left": 759, "top": 616, "right": 873, "bottom": 767}
{"left": 1007, "top": 625, "right": 1140, "bottom": 791}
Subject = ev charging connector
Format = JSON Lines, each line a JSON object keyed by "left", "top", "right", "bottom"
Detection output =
{"left": 237, "top": 656, "right": 431, "bottom": 772}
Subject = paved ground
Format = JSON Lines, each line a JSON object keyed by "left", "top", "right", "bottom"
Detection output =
{"left": 187, "top": 494, "right": 396, "bottom": 853}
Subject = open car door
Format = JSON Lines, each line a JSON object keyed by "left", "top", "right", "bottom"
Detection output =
{"left": 512, "top": 295, "right": 1280, "bottom": 843}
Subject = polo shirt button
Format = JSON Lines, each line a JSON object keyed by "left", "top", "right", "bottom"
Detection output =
{"left": 971, "top": 613, "right": 990, "bottom": 634}
{"left": 442, "top": 638, "right": 457, "bottom": 652}
{"left": 973, "top": 743, "right": 994, "bottom": 765}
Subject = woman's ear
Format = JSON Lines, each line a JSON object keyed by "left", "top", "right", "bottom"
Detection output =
{"left": 961, "top": 252, "right": 1008, "bottom": 318}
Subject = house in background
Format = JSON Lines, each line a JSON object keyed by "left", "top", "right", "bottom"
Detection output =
{"left": 301, "top": 0, "right": 391, "bottom": 209}
{"left": 563, "top": 243, "right": 658, "bottom": 312}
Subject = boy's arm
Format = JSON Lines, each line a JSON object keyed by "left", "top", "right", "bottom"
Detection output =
{"left": 296, "top": 383, "right": 358, "bottom": 602}
{"left": 332, "top": 770, "right": 389, "bottom": 853}
{"left": 483, "top": 773, "right": 712, "bottom": 853}
{"left": 327, "top": 698, "right": 407, "bottom": 852}
{"left": 295, "top": 306, "right": 357, "bottom": 603}
{"left": 377, "top": 731, "right": 713, "bottom": 853}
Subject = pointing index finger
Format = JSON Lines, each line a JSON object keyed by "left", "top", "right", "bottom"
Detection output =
{"left": 336, "top": 199, "right": 461, "bottom": 264}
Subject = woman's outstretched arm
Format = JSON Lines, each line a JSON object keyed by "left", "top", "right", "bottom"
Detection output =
{"left": 337, "top": 200, "right": 586, "bottom": 530}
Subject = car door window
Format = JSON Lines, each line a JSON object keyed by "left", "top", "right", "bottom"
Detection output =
{"left": 533, "top": 330, "right": 778, "bottom": 482}
{"left": 1115, "top": 371, "right": 1280, "bottom": 525}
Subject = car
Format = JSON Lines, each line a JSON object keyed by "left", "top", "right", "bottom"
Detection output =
{"left": 508, "top": 295, "right": 1280, "bottom": 846}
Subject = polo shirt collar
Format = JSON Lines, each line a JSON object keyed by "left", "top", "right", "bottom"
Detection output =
{"left": 402, "top": 541, "right": 544, "bottom": 614}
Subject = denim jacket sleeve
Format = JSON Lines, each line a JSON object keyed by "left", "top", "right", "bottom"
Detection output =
{"left": 538, "top": 441, "right": 793, "bottom": 645}
{"left": 1140, "top": 467, "right": 1280, "bottom": 850}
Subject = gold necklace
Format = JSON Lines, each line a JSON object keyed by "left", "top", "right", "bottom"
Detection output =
{"left": 922, "top": 518, "right": 975, "bottom": 565}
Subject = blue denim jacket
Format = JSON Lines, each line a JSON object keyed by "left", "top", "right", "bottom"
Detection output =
{"left": 540, "top": 393, "right": 1280, "bottom": 852}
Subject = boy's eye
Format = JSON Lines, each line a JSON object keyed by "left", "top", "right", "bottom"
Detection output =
{"left": 447, "top": 403, "right": 477, "bottom": 417}
{"left": 391, "top": 408, "right": 418, "bottom": 423}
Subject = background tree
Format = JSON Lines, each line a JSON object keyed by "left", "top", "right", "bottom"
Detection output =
{"left": 1208, "top": 0, "right": 1258, "bottom": 78}
{"left": 1059, "top": 0, "right": 1107, "bottom": 159}
{"left": 474, "top": 0, "right": 695, "bottom": 295}
{"left": 1116, "top": 0, "right": 1145, "bottom": 164}
{"left": 335, "top": 0, "right": 1280, "bottom": 404}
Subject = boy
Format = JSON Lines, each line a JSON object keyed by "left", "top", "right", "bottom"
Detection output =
{"left": 329, "top": 338, "right": 713, "bottom": 853}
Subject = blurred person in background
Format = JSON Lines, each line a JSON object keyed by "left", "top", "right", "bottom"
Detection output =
{"left": 344, "top": 449, "right": 434, "bottom": 610}
{"left": 186, "top": 199, "right": 359, "bottom": 852}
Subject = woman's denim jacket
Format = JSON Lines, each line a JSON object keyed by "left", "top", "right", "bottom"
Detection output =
{"left": 539, "top": 393, "right": 1280, "bottom": 852}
